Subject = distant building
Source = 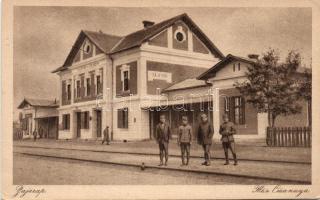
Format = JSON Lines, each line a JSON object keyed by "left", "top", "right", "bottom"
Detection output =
{"left": 51, "top": 13, "right": 310, "bottom": 141}
{"left": 18, "top": 98, "right": 59, "bottom": 139}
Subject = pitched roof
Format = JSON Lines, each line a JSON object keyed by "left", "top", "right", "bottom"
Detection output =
{"left": 53, "top": 13, "right": 224, "bottom": 73}
{"left": 110, "top": 13, "right": 224, "bottom": 58}
{"left": 197, "top": 54, "right": 256, "bottom": 80}
{"left": 163, "top": 78, "right": 211, "bottom": 92}
{"left": 52, "top": 30, "right": 122, "bottom": 73}
{"left": 18, "top": 98, "right": 59, "bottom": 109}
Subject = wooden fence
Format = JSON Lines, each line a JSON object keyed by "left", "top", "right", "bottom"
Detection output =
{"left": 266, "top": 127, "right": 311, "bottom": 147}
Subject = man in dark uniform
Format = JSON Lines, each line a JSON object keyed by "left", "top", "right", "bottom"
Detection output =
{"left": 197, "top": 113, "right": 214, "bottom": 166}
{"left": 155, "top": 114, "right": 171, "bottom": 166}
{"left": 219, "top": 114, "right": 238, "bottom": 165}
{"left": 33, "top": 129, "right": 38, "bottom": 141}
{"left": 102, "top": 126, "right": 110, "bottom": 145}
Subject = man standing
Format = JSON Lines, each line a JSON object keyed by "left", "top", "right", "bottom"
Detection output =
{"left": 178, "top": 116, "right": 192, "bottom": 166}
{"left": 220, "top": 114, "right": 238, "bottom": 165}
{"left": 102, "top": 126, "right": 110, "bottom": 145}
{"left": 155, "top": 114, "right": 171, "bottom": 166}
{"left": 197, "top": 113, "right": 214, "bottom": 166}
{"left": 33, "top": 129, "right": 38, "bottom": 141}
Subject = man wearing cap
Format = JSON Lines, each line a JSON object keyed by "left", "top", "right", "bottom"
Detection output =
{"left": 219, "top": 114, "right": 238, "bottom": 165}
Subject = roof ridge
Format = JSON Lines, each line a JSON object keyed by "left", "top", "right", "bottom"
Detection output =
{"left": 121, "top": 13, "right": 187, "bottom": 38}
{"left": 82, "top": 29, "right": 122, "bottom": 39}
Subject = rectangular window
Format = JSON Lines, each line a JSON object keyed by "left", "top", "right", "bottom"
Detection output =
{"left": 225, "top": 96, "right": 245, "bottom": 125}
{"left": 81, "top": 111, "right": 89, "bottom": 129}
{"left": 238, "top": 63, "right": 241, "bottom": 71}
{"left": 123, "top": 71, "right": 129, "bottom": 91}
{"left": 76, "top": 80, "right": 81, "bottom": 98}
{"left": 233, "top": 63, "right": 236, "bottom": 72}
{"left": 67, "top": 84, "right": 71, "bottom": 100}
{"left": 96, "top": 75, "right": 102, "bottom": 94}
{"left": 86, "top": 78, "right": 91, "bottom": 96}
{"left": 117, "top": 108, "right": 128, "bottom": 128}
{"left": 62, "top": 114, "right": 70, "bottom": 130}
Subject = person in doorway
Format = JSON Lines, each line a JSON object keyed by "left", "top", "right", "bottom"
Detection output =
{"left": 33, "top": 129, "right": 38, "bottom": 141}
{"left": 102, "top": 126, "right": 110, "bottom": 145}
{"left": 219, "top": 114, "right": 238, "bottom": 165}
{"left": 177, "top": 116, "right": 192, "bottom": 166}
{"left": 155, "top": 114, "right": 171, "bottom": 166}
{"left": 197, "top": 113, "right": 214, "bottom": 166}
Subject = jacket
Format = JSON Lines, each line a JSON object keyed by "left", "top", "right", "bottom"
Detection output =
{"left": 178, "top": 124, "right": 192, "bottom": 143}
{"left": 155, "top": 123, "right": 171, "bottom": 143}
{"left": 197, "top": 122, "right": 214, "bottom": 145}
{"left": 103, "top": 128, "right": 110, "bottom": 140}
{"left": 219, "top": 121, "right": 236, "bottom": 143}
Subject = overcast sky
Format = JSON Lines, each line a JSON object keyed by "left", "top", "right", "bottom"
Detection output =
{"left": 13, "top": 6, "right": 312, "bottom": 119}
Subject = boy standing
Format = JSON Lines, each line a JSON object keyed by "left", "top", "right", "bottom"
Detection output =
{"left": 155, "top": 114, "right": 171, "bottom": 166}
{"left": 178, "top": 116, "right": 192, "bottom": 166}
{"left": 219, "top": 114, "right": 238, "bottom": 165}
{"left": 197, "top": 113, "right": 214, "bottom": 166}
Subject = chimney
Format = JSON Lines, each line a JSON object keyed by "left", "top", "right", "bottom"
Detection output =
{"left": 142, "top": 20, "right": 155, "bottom": 28}
{"left": 248, "top": 54, "right": 259, "bottom": 60}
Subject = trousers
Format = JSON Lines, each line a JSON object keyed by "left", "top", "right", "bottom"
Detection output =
{"left": 159, "top": 142, "right": 169, "bottom": 163}
{"left": 180, "top": 143, "right": 190, "bottom": 164}
{"left": 222, "top": 142, "right": 237, "bottom": 162}
{"left": 202, "top": 144, "right": 211, "bottom": 163}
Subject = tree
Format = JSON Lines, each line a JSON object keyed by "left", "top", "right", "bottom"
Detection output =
{"left": 235, "top": 49, "right": 303, "bottom": 127}
{"left": 298, "top": 68, "right": 312, "bottom": 126}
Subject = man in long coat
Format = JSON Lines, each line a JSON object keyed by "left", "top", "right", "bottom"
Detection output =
{"left": 197, "top": 113, "right": 214, "bottom": 166}
{"left": 155, "top": 114, "right": 171, "bottom": 166}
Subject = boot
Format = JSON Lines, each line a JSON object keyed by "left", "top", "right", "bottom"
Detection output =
{"left": 224, "top": 151, "right": 229, "bottom": 165}
{"left": 233, "top": 153, "right": 238, "bottom": 166}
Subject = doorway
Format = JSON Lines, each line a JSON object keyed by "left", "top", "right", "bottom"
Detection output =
{"left": 96, "top": 110, "right": 102, "bottom": 138}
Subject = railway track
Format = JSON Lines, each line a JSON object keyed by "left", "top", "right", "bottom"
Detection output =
{"left": 14, "top": 145, "right": 311, "bottom": 185}
{"left": 13, "top": 144, "right": 310, "bottom": 165}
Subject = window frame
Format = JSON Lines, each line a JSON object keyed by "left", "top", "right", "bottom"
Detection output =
{"left": 117, "top": 108, "right": 128, "bottom": 129}
{"left": 225, "top": 96, "right": 246, "bottom": 125}
{"left": 62, "top": 114, "right": 70, "bottom": 130}
{"left": 81, "top": 111, "right": 90, "bottom": 129}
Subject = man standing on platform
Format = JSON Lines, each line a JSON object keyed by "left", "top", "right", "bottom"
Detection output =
{"left": 197, "top": 113, "right": 214, "bottom": 166}
{"left": 155, "top": 114, "right": 171, "bottom": 166}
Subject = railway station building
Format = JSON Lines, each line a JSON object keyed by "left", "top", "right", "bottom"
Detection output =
{"left": 51, "top": 13, "right": 310, "bottom": 141}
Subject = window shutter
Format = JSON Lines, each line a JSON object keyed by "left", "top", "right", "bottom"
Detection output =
{"left": 91, "top": 73, "right": 95, "bottom": 96}
{"left": 80, "top": 76, "right": 85, "bottom": 98}
{"left": 117, "top": 109, "right": 123, "bottom": 128}
{"left": 86, "top": 112, "right": 89, "bottom": 129}
{"left": 241, "top": 97, "right": 246, "bottom": 124}
{"left": 81, "top": 112, "right": 84, "bottom": 129}
{"left": 229, "top": 97, "right": 235, "bottom": 123}
{"left": 62, "top": 81, "right": 66, "bottom": 103}
{"left": 100, "top": 69, "right": 103, "bottom": 94}
{"left": 124, "top": 108, "right": 128, "bottom": 128}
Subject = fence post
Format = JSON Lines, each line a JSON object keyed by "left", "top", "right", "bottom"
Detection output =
{"left": 284, "top": 127, "right": 288, "bottom": 147}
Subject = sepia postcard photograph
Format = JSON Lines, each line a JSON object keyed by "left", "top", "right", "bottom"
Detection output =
{"left": 2, "top": 0, "right": 320, "bottom": 199}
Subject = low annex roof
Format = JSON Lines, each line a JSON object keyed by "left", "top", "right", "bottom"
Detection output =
{"left": 197, "top": 54, "right": 256, "bottom": 80}
{"left": 163, "top": 78, "right": 211, "bottom": 92}
{"left": 18, "top": 98, "right": 59, "bottom": 109}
